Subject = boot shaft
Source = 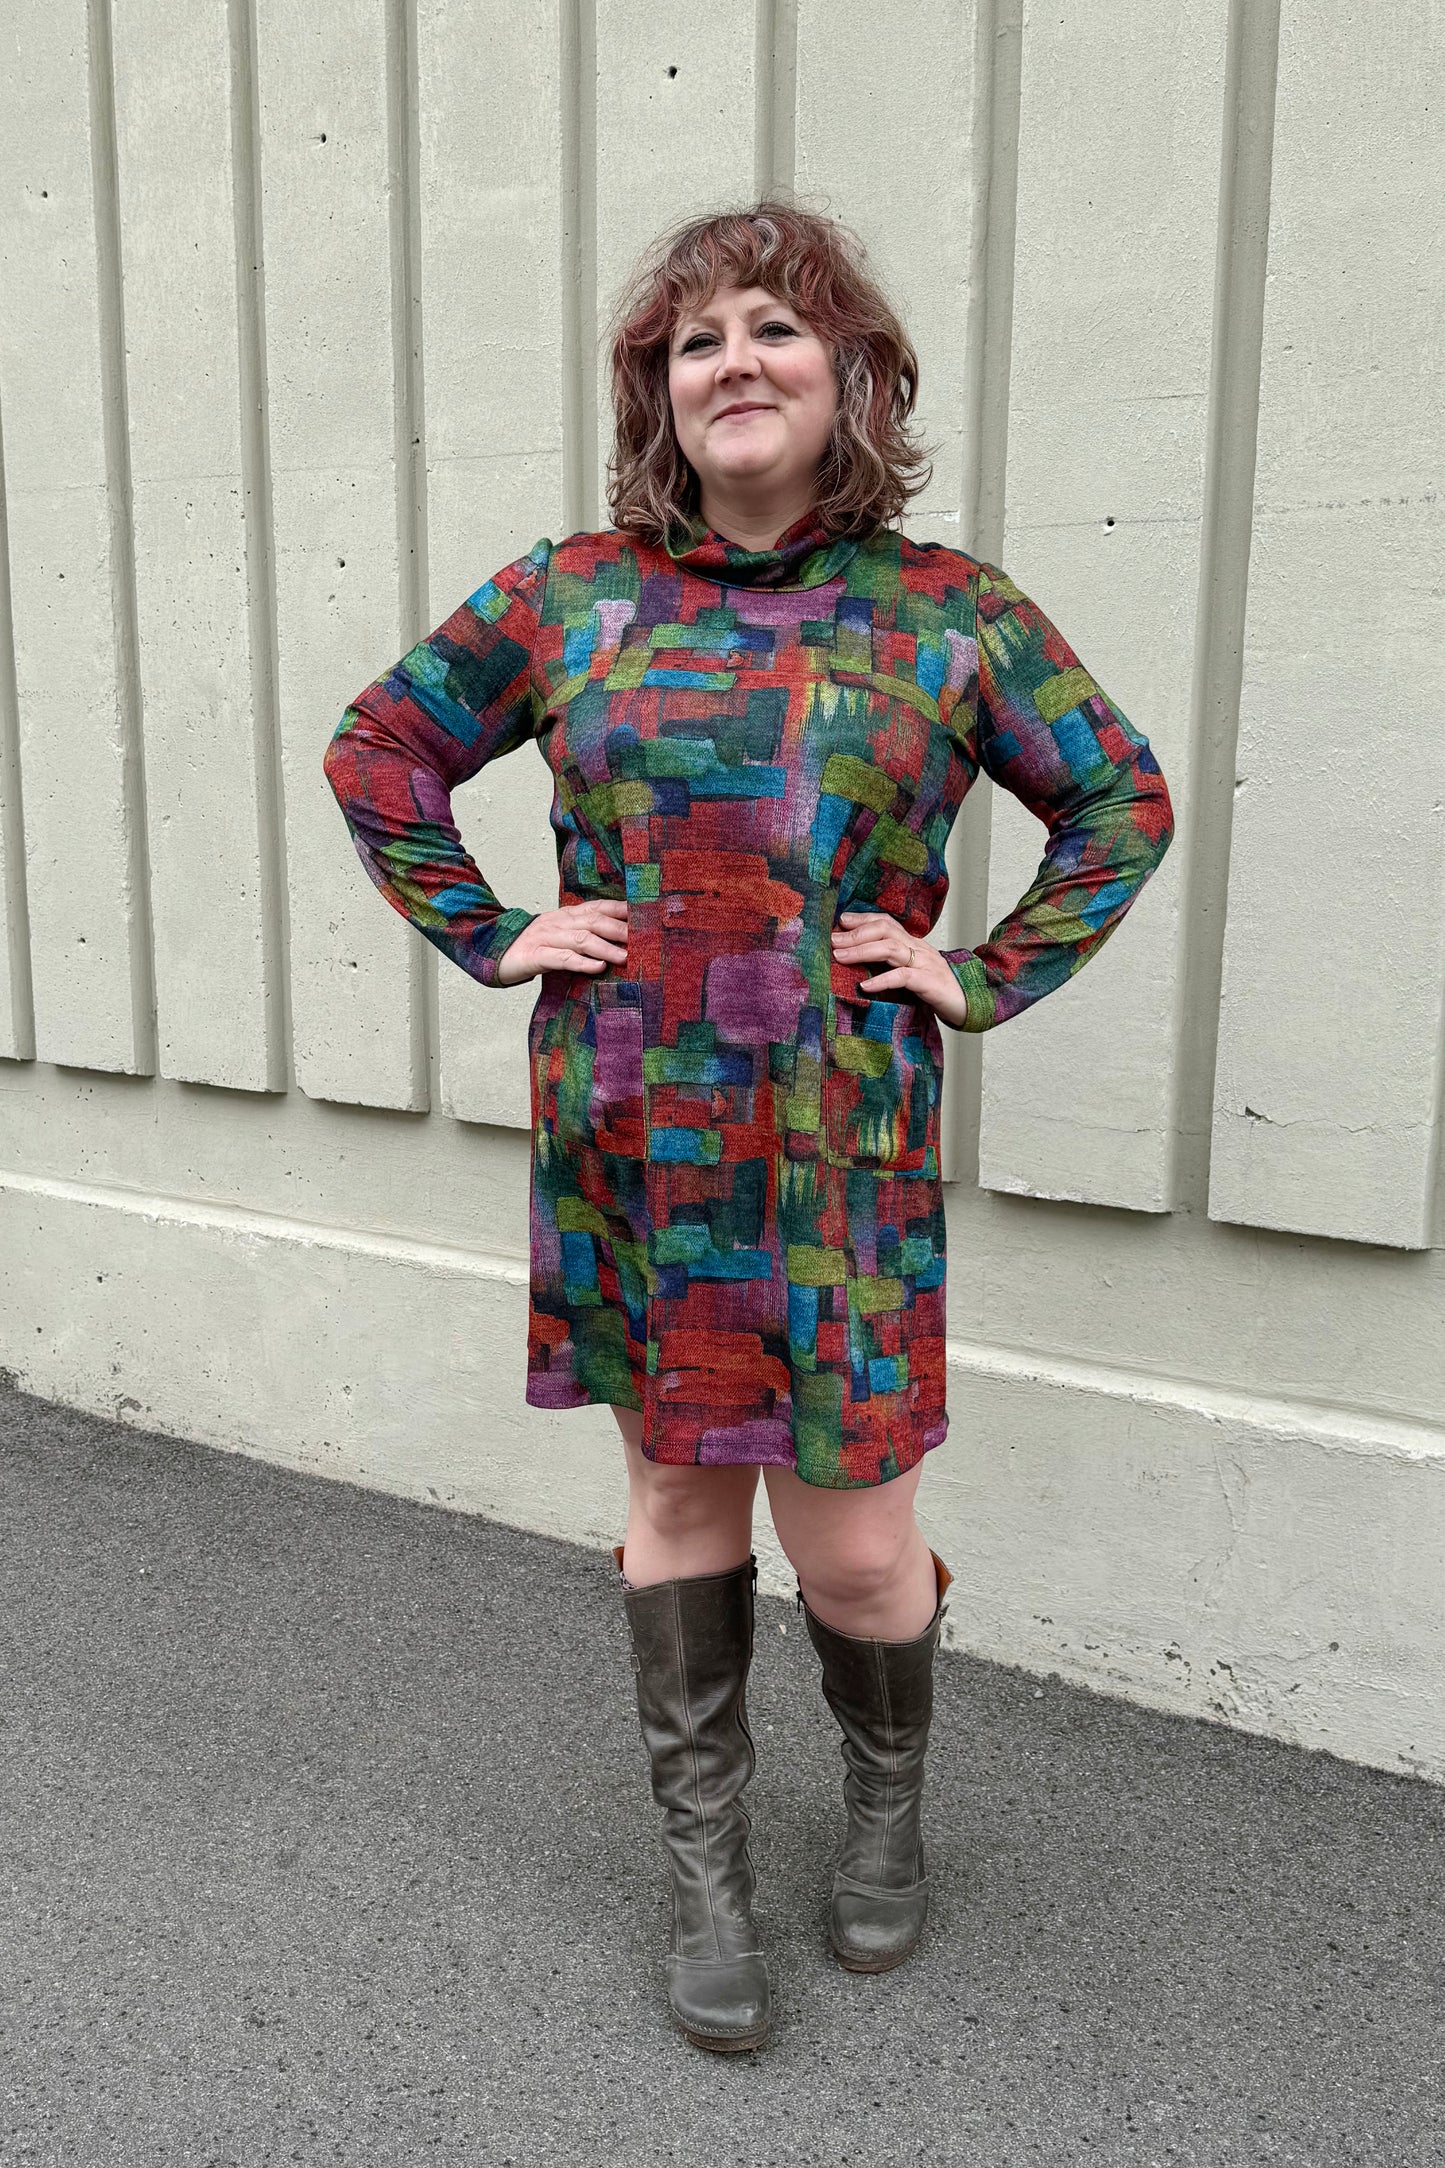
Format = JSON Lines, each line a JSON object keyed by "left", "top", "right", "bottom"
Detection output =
{"left": 799, "top": 1552, "right": 952, "bottom": 1899}
{"left": 616, "top": 1548, "right": 763, "bottom": 1968}
{"left": 619, "top": 1551, "right": 759, "bottom": 1814}
{"left": 799, "top": 1551, "right": 951, "bottom": 1759}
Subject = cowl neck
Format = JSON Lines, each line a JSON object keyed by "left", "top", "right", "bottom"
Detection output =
{"left": 664, "top": 508, "right": 860, "bottom": 590}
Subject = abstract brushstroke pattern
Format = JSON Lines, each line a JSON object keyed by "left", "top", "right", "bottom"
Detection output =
{"left": 324, "top": 514, "right": 1173, "bottom": 1485}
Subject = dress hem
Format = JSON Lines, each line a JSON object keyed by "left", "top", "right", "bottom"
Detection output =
{"left": 523, "top": 1376, "right": 949, "bottom": 1490}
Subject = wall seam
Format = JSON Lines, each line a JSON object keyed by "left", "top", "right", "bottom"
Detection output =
{"left": 940, "top": 0, "right": 1022, "bottom": 1187}
{"left": 229, "top": 0, "right": 291, "bottom": 1095}
{"left": 753, "top": 0, "right": 774, "bottom": 197}
{"left": 755, "top": 0, "right": 796, "bottom": 198}
{"left": 87, "top": 0, "right": 155, "bottom": 1075}
{"left": 1168, "top": 0, "right": 1282, "bottom": 1222}
{"left": 386, "top": 0, "right": 434, "bottom": 1109}
{"left": 961, "top": 0, "right": 1021, "bottom": 566}
{"left": 561, "top": 0, "right": 598, "bottom": 532}
{"left": 0, "top": 386, "right": 35, "bottom": 1059}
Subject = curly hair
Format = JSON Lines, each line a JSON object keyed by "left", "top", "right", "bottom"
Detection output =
{"left": 604, "top": 197, "right": 934, "bottom": 548}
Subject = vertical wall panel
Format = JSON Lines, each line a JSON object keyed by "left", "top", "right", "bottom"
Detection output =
{"left": 794, "top": 0, "right": 980, "bottom": 1184}
{"left": 592, "top": 0, "right": 758, "bottom": 517}
{"left": 112, "top": 0, "right": 279, "bottom": 1092}
{"left": 256, "top": 0, "right": 420, "bottom": 1110}
{"left": 0, "top": 0, "right": 151, "bottom": 1074}
{"left": 976, "top": 2, "right": 1227, "bottom": 1212}
{"left": 1208, "top": 1, "right": 1445, "bottom": 1250}
{"left": 418, "top": 0, "right": 569, "bottom": 1129}
{"left": 795, "top": 0, "right": 974, "bottom": 549}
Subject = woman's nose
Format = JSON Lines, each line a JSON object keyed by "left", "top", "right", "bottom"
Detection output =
{"left": 717, "top": 335, "right": 760, "bottom": 379}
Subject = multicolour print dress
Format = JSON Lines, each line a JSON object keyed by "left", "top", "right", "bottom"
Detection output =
{"left": 323, "top": 511, "right": 1173, "bottom": 1488}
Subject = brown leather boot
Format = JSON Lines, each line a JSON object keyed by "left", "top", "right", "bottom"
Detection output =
{"left": 613, "top": 1544, "right": 772, "bottom": 2051}
{"left": 797, "top": 1550, "right": 953, "bottom": 1973}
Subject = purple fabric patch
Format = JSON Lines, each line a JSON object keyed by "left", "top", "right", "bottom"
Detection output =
{"left": 732, "top": 581, "right": 846, "bottom": 628}
{"left": 697, "top": 1417, "right": 795, "bottom": 1466}
{"left": 594, "top": 598, "right": 636, "bottom": 647}
{"left": 526, "top": 1371, "right": 586, "bottom": 1410}
{"left": 411, "top": 765, "right": 451, "bottom": 822}
{"left": 705, "top": 952, "right": 808, "bottom": 1046}
{"left": 593, "top": 1003, "right": 644, "bottom": 1099}
{"left": 944, "top": 627, "right": 977, "bottom": 692}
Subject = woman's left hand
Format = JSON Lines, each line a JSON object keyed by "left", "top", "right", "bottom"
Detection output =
{"left": 830, "top": 909, "right": 969, "bottom": 1030}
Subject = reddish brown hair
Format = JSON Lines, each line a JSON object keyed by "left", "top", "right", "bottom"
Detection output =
{"left": 604, "top": 197, "right": 933, "bottom": 547}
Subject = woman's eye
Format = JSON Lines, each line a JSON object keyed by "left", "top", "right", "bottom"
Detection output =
{"left": 677, "top": 321, "right": 799, "bottom": 354}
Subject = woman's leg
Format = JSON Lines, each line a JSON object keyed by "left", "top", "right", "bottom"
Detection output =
{"left": 613, "top": 1405, "right": 761, "bottom": 1584}
{"left": 769, "top": 1458, "right": 948, "bottom": 1973}
{"left": 610, "top": 1405, "right": 772, "bottom": 2050}
{"left": 762, "top": 1459, "right": 937, "bottom": 1639}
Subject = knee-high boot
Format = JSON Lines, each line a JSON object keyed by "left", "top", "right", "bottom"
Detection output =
{"left": 797, "top": 1549, "right": 953, "bottom": 1973}
{"left": 612, "top": 1545, "right": 772, "bottom": 2051}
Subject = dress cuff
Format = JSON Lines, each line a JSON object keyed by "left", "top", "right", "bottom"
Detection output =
{"left": 473, "top": 907, "right": 537, "bottom": 985}
{"left": 940, "top": 949, "right": 994, "bottom": 1032}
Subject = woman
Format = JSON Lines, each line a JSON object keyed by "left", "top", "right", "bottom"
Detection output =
{"left": 323, "top": 199, "right": 1173, "bottom": 2054}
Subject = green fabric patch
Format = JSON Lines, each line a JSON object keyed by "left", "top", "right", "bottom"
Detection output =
{"left": 833, "top": 1034, "right": 893, "bottom": 1079}
{"left": 873, "top": 815, "right": 929, "bottom": 873}
{"left": 794, "top": 1370, "right": 846, "bottom": 1483}
{"left": 1035, "top": 666, "right": 1098, "bottom": 724}
{"left": 850, "top": 1274, "right": 904, "bottom": 1315}
{"left": 820, "top": 754, "right": 896, "bottom": 812}
{"left": 556, "top": 1196, "right": 609, "bottom": 1237}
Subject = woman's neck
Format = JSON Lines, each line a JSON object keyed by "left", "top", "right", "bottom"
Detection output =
{"left": 696, "top": 482, "right": 817, "bottom": 553}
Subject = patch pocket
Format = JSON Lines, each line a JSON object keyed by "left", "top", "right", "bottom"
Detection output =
{"left": 822, "top": 991, "right": 941, "bottom": 1174}
{"left": 586, "top": 977, "right": 648, "bottom": 1157}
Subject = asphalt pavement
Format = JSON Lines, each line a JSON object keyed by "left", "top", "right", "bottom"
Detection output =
{"left": 2, "top": 1381, "right": 1442, "bottom": 2166}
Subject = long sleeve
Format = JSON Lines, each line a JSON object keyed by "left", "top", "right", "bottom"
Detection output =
{"left": 322, "top": 537, "right": 552, "bottom": 988}
{"left": 940, "top": 560, "right": 1174, "bottom": 1031}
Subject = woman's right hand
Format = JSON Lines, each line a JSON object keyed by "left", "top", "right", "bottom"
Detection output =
{"left": 493, "top": 898, "right": 630, "bottom": 986}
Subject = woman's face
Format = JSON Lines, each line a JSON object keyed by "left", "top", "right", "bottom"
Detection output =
{"left": 667, "top": 284, "right": 838, "bottom": 510}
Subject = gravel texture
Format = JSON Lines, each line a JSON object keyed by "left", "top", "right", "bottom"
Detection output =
{"left": 3, "top": 1383, "right": 1443, "bottom": 2165}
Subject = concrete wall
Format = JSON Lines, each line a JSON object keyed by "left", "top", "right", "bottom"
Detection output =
{"left": 2, "top": 0, "right": 1443, "bottom": 1782}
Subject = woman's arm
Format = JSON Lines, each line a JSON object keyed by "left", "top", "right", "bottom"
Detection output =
{"left": 939, "top": 560, "right": 1175, "bottom": 1031}
{"left": 321, "top": 538, "right": 552, "bottom": 987}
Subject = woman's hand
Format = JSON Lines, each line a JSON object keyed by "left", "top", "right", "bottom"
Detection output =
{"left": 494, "top": 899, "right": 630, "bottom": 986}
{"left": 830, "top": 909, "right": 968, "bottom": 1030}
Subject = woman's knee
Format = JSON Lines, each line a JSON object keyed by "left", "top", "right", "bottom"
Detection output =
{"left": 787, "top": 1515, "right": 917, "bottom": 1608}
{"left": 628, "top": 1456, "right": 754, "bottom": 1542}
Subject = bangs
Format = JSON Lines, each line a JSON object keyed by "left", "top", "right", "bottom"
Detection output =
{"left": 656, "top": 208, "right": 834, "bottom": 324}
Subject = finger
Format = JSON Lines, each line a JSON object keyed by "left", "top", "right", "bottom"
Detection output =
{"left": 831, "top": 927, "right": 894, "bottom": 950}
{"left": 836, "top": 923, "right": 905, "bottom": 949}
{"left": 556, "top": 901, "right": 628, "bottom": 928}
{"left": 836, "top": 939, "right": 910, "bottom": 967}
{"left": 568, "top": 930, "right": 630, "bottom": 961}
{"left": 550, "top": 949, "right": 611, "bottom": 972}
